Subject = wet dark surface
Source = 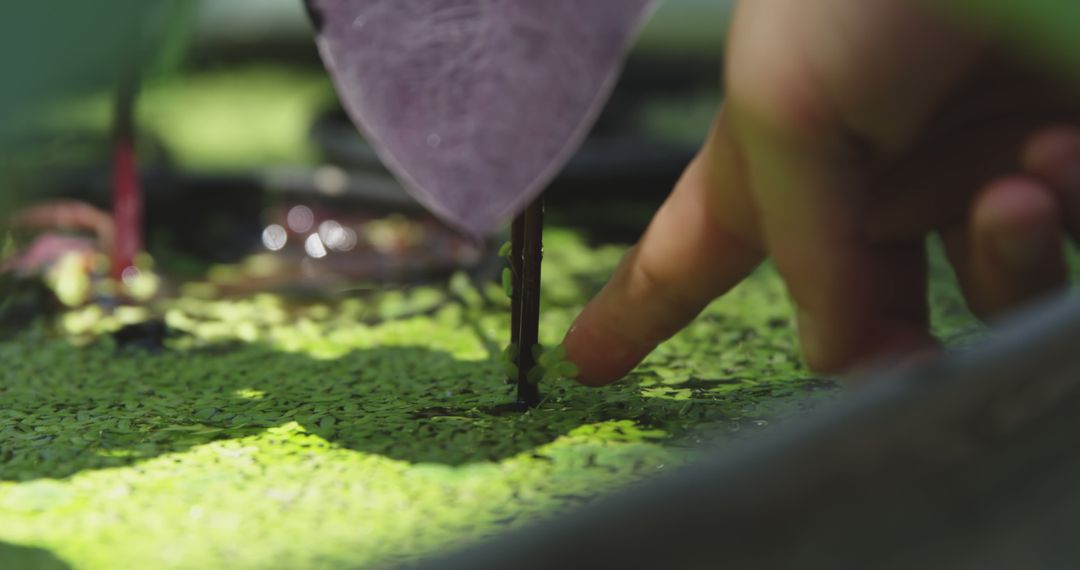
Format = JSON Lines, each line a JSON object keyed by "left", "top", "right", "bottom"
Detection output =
{"left": 112, "top": 318, "right": 174, "bottom": 353}
{"left": 410, "top": 402, "right": 534, "bottom": 420}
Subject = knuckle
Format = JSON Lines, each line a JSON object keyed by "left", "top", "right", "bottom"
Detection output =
{"left": 725, "top": 47, "right": 832, "bottom": 145}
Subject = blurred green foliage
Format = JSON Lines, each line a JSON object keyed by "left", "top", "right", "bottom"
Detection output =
{"left": 0, "top": 1, "right": 192, "bottom": 141}
{"left": 45, "top": 67, "right": 335, "bottom": 170}
{"left": 932, "top": 0, "right": 1080, "bottom": 78}
{"left": 0, "top": 1, "right": 192, "bottom": 228}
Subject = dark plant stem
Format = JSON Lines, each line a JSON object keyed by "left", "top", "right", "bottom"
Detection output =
{"left": 511, "top": 196, "right": 544, "bottom": 408}
{"left": 111, "top": 74, "right": 142, "bottom": 285}
{"left": 509, "top": 213, "right": 524, "bottom": 363}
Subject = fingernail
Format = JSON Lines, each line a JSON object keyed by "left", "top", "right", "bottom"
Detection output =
{"left": 995, "top": 227, "right": 1052, "bottom": 270}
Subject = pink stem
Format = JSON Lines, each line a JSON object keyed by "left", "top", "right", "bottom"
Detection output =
{"left": 111, "top": 135, "right": 141, "bottom": 282}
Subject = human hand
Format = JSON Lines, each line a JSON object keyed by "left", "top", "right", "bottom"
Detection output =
{"left": 564, "top": 0, "right": 1080, "bottom": 384}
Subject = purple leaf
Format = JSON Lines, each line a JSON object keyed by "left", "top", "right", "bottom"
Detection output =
{"left": 307, "top": 0, "right": 657, "bottom": 235}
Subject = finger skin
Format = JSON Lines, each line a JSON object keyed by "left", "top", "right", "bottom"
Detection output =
{"left": 566, "top": 0, "right": 1080, "bottom": 383}
{"left": 564, "top": 115, "right": 762, "bottom": 386}
{"left": 942, "top": 176, "right": 1067, "bottom": 318}
{"left": 862, "top": 76, "right": 1080, "bottom": 243}
{"left": 1023, "top": 126, "right": 1080, "bottom": 239}
{"left": 724, "top": 0, "right": 973, "bottom": 373}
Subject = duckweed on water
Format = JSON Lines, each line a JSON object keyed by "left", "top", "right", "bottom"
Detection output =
{"left": 0, "top": 229, "right": 980, "bottom": 569}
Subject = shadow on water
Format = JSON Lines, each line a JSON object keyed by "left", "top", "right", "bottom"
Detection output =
{"left": 0, "top": 541, "right": 71, "bottom": 570}
{"left": 0, "top": 339, "right": 749, "bottom": 482}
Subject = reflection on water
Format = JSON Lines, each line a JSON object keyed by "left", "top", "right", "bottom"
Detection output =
{"left": 261, "top": 224, "right": 287, "bottom": 251}
{"left": 285, "top": 205, "right": 314, "bottom": 233}
{"left": 303, "top": 233, "right": 327, "bottom": 258}
{"left": 228, "top": 202, "right": 487, "bottom": 296}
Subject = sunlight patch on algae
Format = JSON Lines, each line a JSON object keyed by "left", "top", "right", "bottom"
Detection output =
{"left": 0, "top": 420, "right": 675, "bottom": 570}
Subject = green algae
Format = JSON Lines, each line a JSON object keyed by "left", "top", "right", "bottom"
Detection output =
{"left": 0, "top": 228, "right": 983, "bottom": 569}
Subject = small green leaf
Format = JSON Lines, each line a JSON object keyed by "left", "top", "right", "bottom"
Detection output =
{"left": 554, "top": 361, "right": 579, "bottom": 378}
{"left": 538, "top": 344, "right": 567, "bottom": 367}
{"left": 503, "top": 361, "right": 518, "bottom": 382}
{"left": 501, "top": 268, "right": 513, "bottom": 298}
{"left": 527, "top": 365, "right": 545, "bottom": 385}
{"left": 498, "top": 241, "right": 512, "bottom": 257}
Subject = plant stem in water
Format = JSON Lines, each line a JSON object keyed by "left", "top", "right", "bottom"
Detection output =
{"left": 511, "top": 196, "right": 543, "bottom": 407}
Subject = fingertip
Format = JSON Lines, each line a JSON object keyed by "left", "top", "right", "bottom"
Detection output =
{"left": 1022, "top": 126, "right": 1080, "bottom": 239}
{"left": 958, "top": 176, "right": 1067, "bottom": 318}
{"left": 559, "top": 132, "right": 762, "bottom": 387}
{"left": 865, "top": 321, "right": 940, "bottom": 366}
{"left": 799, "top": 315, "right": 939, "bottom": 377}
{"left": 1022, "top": 126, "right": 1080, "bottom": 180}
{"left": 791, "top": 239, "right": 934, "bottom": 377}
{"left": 972, "top": 176, "right": 1062, "bottom": 271}
{"left": 563, "top": 308, "right": 654, "bottom": 387}
{"left": 844, "top": 331, "right": 941, "bottom": 384}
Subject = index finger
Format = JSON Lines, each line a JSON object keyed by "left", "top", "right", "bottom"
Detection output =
{"left": 563, "top": 111, "right": 763, "bottom": 385}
